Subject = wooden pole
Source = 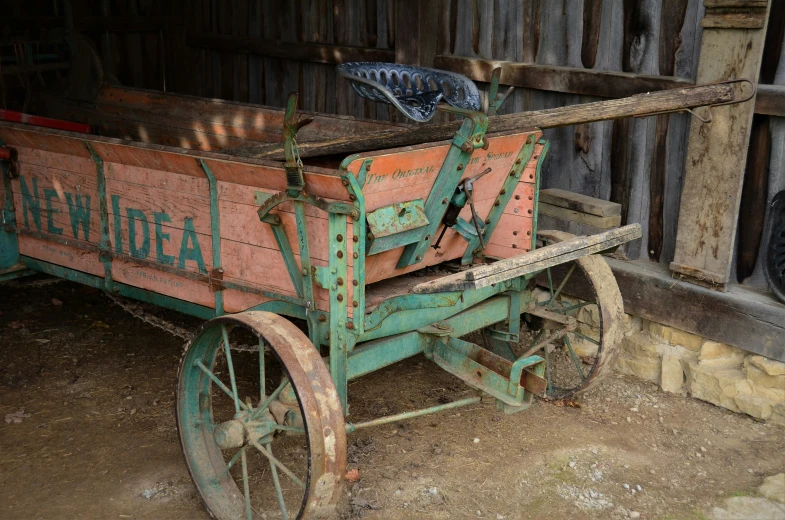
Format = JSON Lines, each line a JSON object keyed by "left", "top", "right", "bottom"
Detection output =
{"left": 670, "top": 0, "right": 772, "bottom": 289}
{"left": 232, "top": 82, "right": 740, "bottom": 160}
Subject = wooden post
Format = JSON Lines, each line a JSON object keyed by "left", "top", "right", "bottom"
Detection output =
{"left": 670, "top": 0, "right": 772, "bottom": 289}
{"left": 394, "top": 0, "right": 440, "bottom": 66}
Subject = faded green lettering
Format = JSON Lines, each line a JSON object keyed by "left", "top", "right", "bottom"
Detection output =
{"left": 19, "top": 176, "right": 42, "bottom": 231}
{"left": 127, "top": 208, "right": 150, "bottom": 259}
{"left": 111, "top": 195, "right": 123, "bottom": 253}
{"left": 43, "top": 189, "right": 64, "bottom": 235}
{"left": 153, "top": 212, "right": 175, "bottom": 266}
{"left": 178, "top": 217, "right": 206, "bottom": 274}
{"left": 65, "top": 193, "right": 91, "bottom": 240}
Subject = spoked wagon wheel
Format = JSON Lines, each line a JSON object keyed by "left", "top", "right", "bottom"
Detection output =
{"left": 177, "top": 311, "right": 346, "bottom": 520}
{"left": 524, "top": 230, "right": 624, "bottom": 400}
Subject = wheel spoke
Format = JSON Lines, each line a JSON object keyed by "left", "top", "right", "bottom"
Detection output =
{"left": 250, "top": 377, "right": 290, "bottom": 422}
{"left": 573, "top": 330, "right": 601, "bottom": 346}
{"left": 265, "top": 442, "right": 289, "bottom": 520}
{"left": 544, "top": 344, "right": 552, "bottom": 395}
{"left": 546, "top": 267, "right": 555, "bottom": 300}
{"left": 250, "top": 439, "right": 305, "bottom": 489}
{"left": 241, "top": 450, "right": 252, "bottom": 520}
{"left": 561, "top": 300, "right": 592, "bottom": 314}
{"left": 221, "top": 325, "right": 242, "bottom": 413}
{"left": 194, "top": 360, "right": 250, "bottom": 412}
{"left": 525, "top": 329, "right": 544, "bottom": 352}
{"left": 546, "top": 264, "right": 576, "bottom": 309}
{"left": 563, "top": 335, "right": 586, "bottom": 382}
{"left": 215, "top": 446, "right": 245, "bottom": 482}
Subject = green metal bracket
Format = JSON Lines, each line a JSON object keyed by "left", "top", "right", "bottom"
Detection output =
{"left": 0, "top": 139, "right": 20, "bottom": 271}
{"left": 531, "top": 140, "right": 550, "bottom": 249}
{"left": 366, "top": 199, "right": 430, "bottom": 255}
{"left": 198, "top": 159, "right": 224, "bottom": 316}
{"left": 486, "top": 67, "right": 515, "bottom": 116}
{"left": 396, "top": 107, "right": 489, "bottom": 268}
{"left": 282, "top": 93, "right": 314, "bottom": 195}
{"left": 462, "top": 135, "right": 538, "bottom": 263}
{"left": 84, "top": 142, "right": 113, "bottom": 290}
{"left": 343, "top": 173, "right": 367, "bottom": 336}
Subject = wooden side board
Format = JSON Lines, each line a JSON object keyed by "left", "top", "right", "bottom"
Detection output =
{"left": 37, "top": 85, "right": 403, "bottom": 152}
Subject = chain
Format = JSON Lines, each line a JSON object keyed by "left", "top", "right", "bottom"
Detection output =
{"left": 106, "top": 293, "right": 261, "bottom": 353}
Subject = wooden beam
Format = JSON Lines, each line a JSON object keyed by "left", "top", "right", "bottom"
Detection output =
{"left": 608, "top": 259, "right": 785, "bottom": 362}
{"left": 671, "top": 0, "right": 772, "bottom": 288}
{"left": 538, "top": 188, "right": 622, "bottom": 217}
{"left": 185, "top": 31, "right": 395, "bottom": 65}
{"left": 233, "top": 82, "right": 737, "bottom": 161}
{"left": 756, "top": 84, "right": 785, "bottom": 116}
{"left": 433, "top": 55, "right": 694, "bottom": 98}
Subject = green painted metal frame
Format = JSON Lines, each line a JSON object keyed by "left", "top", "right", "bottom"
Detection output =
{"left": 0, "top": 139, "right": 20, "bottom": 271}
{"left": 198, "top": 159, "right": 224, "bottom": 315}
{"left": 396, "top": 107, "right": 489, "bottom": 268}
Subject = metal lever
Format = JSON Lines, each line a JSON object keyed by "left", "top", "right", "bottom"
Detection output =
{"left": 282, "top": 93, "right": 314, "bottom": 195}
{"left": 431, "top": 168, "right": 492, "bottom": 250}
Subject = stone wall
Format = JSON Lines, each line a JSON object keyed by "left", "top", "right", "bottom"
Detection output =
{"left": 536, "top": 289, "right": 785, "bottom": 425}
{"left": 613, "top": 319, "right": 785, "bottom": 426}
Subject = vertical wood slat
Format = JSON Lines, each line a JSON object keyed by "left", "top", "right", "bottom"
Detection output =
{"left": 671, "top": 1, "right": 773, "bottom": 287}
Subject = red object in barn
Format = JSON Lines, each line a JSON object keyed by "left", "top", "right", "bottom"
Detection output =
{"left": 0, "top": 109, "right": 93, "bottom": 134}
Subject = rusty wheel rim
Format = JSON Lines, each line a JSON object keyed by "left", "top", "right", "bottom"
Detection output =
{"left": 176, "top": 311, "right": 346, "bottom": 519}
{"left": 530, "top": 231, "right": 624, "bottom": 400}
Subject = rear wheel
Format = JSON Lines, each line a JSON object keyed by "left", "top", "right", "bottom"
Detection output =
{"left": 177, "top": 311, "right": 346, "bottom": 519}
{"left": 524, "top": 230, "right": 624, "bottom": 400}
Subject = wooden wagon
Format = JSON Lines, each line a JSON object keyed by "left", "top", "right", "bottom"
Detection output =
{"left": 0, "top": 63, "right": 747, "bottom": 518}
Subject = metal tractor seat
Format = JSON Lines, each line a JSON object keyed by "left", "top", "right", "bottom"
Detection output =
{"left": 336, "top": 62, "right": 481, "bottom": 122}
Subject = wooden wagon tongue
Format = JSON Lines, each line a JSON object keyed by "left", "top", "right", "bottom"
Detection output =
{"left": 239, "top": 76, "right": 753, "bottom": 161}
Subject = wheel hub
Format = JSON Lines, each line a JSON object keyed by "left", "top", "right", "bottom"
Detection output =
{"left": 213, "top": 413, "right": 277, "bottom": 449}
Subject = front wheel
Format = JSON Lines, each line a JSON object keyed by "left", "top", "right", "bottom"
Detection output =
{"left": 177, "top": 311, "right": 346, "bottom": 519}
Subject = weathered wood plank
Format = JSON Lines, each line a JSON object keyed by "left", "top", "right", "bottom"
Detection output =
{"left": 671, "top": 1, "right": 772, "bottom": 287}
{"left": 433, "top": 55, "right": 694, "bottom": 98}
{"left": 538, "top": 202, "right": 622, "bottom": 229}
{"left": 538, "top": 188, "right": 621, "bottom": 217}
{"left": 755, "top": 85, "right": 785, "bottom": 116}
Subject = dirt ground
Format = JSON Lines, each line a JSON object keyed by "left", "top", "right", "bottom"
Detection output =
{"left": 1, "top": 276, "right": 783, "bottom": 520}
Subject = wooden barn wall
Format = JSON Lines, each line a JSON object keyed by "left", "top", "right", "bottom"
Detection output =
{"left": 3, "top": 1, "right": 783, "bottom": 290}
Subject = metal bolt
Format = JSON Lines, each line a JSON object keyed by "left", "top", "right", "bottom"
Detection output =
{"left": 500, "top": 188, "right": 506, "bottom": 195}
{"left": 515, "top": 159, "right": 522, "bottom": 165}
{"left": 416, "top": 255, "right": 422, "bottom": 261}
{"left": 485, "top": 219, "right": 491, "bottom": 225}
{"left": 528, "top": 195, "right": 533, "bottom": 200}
{"left": 425, "top": 234, "right": 431, "bottom": 240}
{"left": 337, "top": 251, "right": 344, "bottom": 259}
{"left": 349, "top": 194, "right": 357, "bottom": 201}
{"left": 342, "top": 179, "right": 349, "bottom": 186}
{"left": 318, "top": 314, "right": 327, "bottom": 323}
{"left": 461, "top": 142, "right": 473, "bottom": 153}
{"left": 367, "top": 232, "right": 375, "bottom": 241}
{"left": 515, "top": 195, "right": 521, "bottom": 200}
{"left": 509, "top": 171, "right": 516, "bottom": 176}
{"left": 352, "top": 301, "right": 359, "bottom": 308}
{"left": 351, "top": 210, "right": 358, "bottom": 219}
{"left": 513, "top": 231, "right": 518, "bottom": 236}
{"left": 527, "top": 209, "right": 532, "bottom": 215}
{"left": 442, "top": 198, "right": 448, "bottom": 204}
{"left": 353, "top": 235, "right": 359, "bottom": 243}
{"left": 337, "top": 234, "right": 343, "bottom": 242}
{"left": 301, "top": 268, "right": 309, "bottom": 276}
{"left": 512, "top": 244, "right": 518, "bottom": 249}
{"left": 353, "top": 252, "right": 359, "bottom": 259}
{"left": 346, "top": 322, "right": 354, "bottom": 330}
{"left": 112, "top": 286, "right": 120, "bottom": 293}
{"left": 527, "top": 231, "right": 531, "bottom": 236}
{"left": 337, "top": 277, "right": 344, "bottom": 286}
{"left": 352, "top": 280, "right": 358, "bottom": 286}
{"left": 457, "top": 164, "right": 464, "bottom": 171}
{"left": 337, "top": 294, "right": 344, "bottom": 302}
{"left": 494, "top": 200, "right": 500, "bottom": 206}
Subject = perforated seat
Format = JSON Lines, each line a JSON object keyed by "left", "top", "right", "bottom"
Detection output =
{"left": 336, "top": 62, "right": 481, "bottom": 122}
